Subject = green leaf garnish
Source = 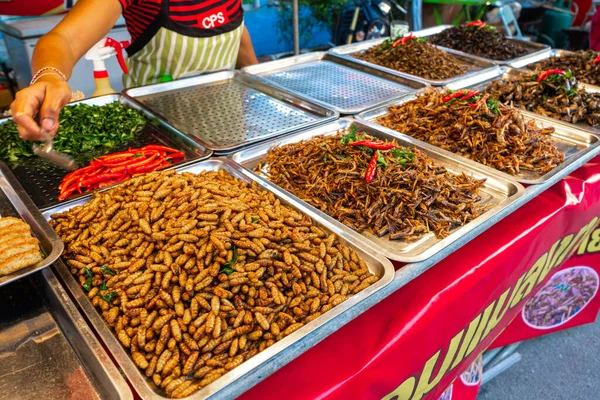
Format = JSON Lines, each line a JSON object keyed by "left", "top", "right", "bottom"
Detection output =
{"left": 376, "top": 151, "right": 388, "bottom": 167}
{"left": 102, "top": 292, "right": 117, "bottom": 303}
{"left": 83, "top": 276, "right": 93, "bottom": 292}
{"left": 220, "top": 245, "right": 238, "bottom": 275}
{"left": 84, "top": 267, "right": 93, "bottom": 277}
{"left": 101, "top": 265, "right": 116, "bottom": 276}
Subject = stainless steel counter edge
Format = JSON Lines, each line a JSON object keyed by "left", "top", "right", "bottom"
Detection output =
{"left": 214, "top": 133, "right": 600, "bottom": 400}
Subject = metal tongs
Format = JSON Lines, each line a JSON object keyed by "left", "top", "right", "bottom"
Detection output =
{"left": 33, "top": 129, "right": 79, "bottom": 171}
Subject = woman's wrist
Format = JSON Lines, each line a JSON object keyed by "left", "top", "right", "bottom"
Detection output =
{"left": 30, "top": 66, "right": 68, "bottom": 86}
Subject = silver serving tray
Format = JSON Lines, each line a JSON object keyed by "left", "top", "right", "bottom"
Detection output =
{"left": 0, "top": 162, "right": 63, "bottom": 287}
{"left": 412, "top": 24, "right": 551, "bottom": 66}
{"left": 123, "top": 71, "right": 338, "bottom": 154}
{"left": 241, "top": 52, "right": 428, "bottom": 115}
{"left": 42, "top": 158, "right": 394, "bottom": 400}
{"left": 509, "top": 48, "right": 580, "bottom": 69}
{"left": 230, "top": 118, "right": 525, "bottom": 262}
{"left": 0, "top": 94, "right": 212, "bottom": 210}
{"left": 446, "top": 66, "right": 600, "bottom": 135}
{"left": 328, "top": 37, "right": 501, "bottom": 87}
{"left": 356, "top": 94, "right": 600, "bottom": 185}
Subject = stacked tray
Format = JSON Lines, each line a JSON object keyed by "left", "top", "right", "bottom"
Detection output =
{"left": 0, "top": 94, "right": 211, "bottom": 210}
{"left": 0, "top": 162, "right": 62, "bottom": 287}
{"left": 230, "top": 118, "right": 525, "bottom": 262}
{"left": 241, "top": 52, "right": 428, "bottom": 114}
{"left": 41, "top": 158, "right": 394, "bottom": 400}
{"left": 355, "top": 94, "right": 600, "bottom": 185}
{"left": 509, "top": 48, "right": 578, "bottom": 69}
{"left": 328, "top": 37, "right": 500, "bottom": 87}
{"left": 123, "top": 71, "right": 338, "bottom": 154}
{"left": 446, "top": 66, "right": 600, "bottom": 135}
{"left": 412, "top": 25, "right": 551, "bottom": 67}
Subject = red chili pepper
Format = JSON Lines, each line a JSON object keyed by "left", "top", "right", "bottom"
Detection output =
{"left": 129, "top": 159, "right": 166, "bottom": 174}
{"left": 459, "top": 90, "right": 480, "bottom": 101}
{"left": 442, "top": 91, "right": 466, "bottom": 102}
{"left": 99, "top": 152, "right": 135, "bottom": 162}
{"left": 121, "top": 154, "right": 157, "bottom": 169}
{"left": 536, "top": 69, "right": 565, "bottom": 82}
{"left": 58, "top": 186, "right": 79, "bottom": 201}
{"left": 165, "top": 151, "right": 185, "bottom": 160}
{"left": 80, "top": 172, "right": 124, "bottom": 188}
{"left": 140, "top": 144, "right": 180, "bottom": 153}
{"left": 465, "top": 20, "right": 484, "bottom": 27}
{"left": 593, "top": 54, "right": 600, "bottom": 64}
{"left": 469, "top": 93, "right": 490, "bottom": 109}
{"left": 392, "top": 33, "right": 416, "bottom": 47}
{"left": 348, "top": 140, "right": 395, "bottom": 150}
{"left": 365, "top": 152, "right": 379, "bottom": 183}
{"left": 477, "top": 22, "right": 487, "bottom": 29}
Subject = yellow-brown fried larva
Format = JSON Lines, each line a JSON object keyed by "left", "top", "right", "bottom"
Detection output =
{"left": 50, "top": 169, "right": 379, "bottom": 398}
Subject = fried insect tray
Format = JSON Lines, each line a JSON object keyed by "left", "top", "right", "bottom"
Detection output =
{"left": 328, "top": 37, "right": 500, "bottom": 87}
{"left": 0, "top": 94, "right": 211, "bottom": 210}
{"left": 0, "top": 269, "right": 132, "bottom": 399}
{"left": 41, "top": 158, "right": 394, "bottom": 400}
{"left": 230, "top": 118, "right": 525, "bottom": 262}
{"left": 241, "top": 52, "right": 428, "bottom": 114}
{"left": 446, "top": 66, "right": 600, "bottom": 135}
{"left": 0, "top": 162, "right": 62, "bottom": 287}
{"left": 356, "top": 94, "right": 600, "bottom": 185}
{"left": 509, "top": 48, "right": 576, "bottom": 69}
{"left": 412, "top": 24, "right": 551, "bottom": 66}
{"left": 123, "top": 71, "right": 338, "bottom": 153}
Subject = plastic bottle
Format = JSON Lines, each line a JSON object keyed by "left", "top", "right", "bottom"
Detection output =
{"left": 85, "top": 37, "right": 130, "bottom": 97}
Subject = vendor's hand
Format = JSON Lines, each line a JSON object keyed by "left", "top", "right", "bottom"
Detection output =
{"left": 10, "top": 75, "right": 72, "bottom": 141}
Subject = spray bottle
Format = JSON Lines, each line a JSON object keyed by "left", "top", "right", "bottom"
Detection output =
{"left": 85, "top": 37, "right": 130, "bottom": 97}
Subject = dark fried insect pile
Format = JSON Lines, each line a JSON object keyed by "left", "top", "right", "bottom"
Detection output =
{"left": 259, "top": 132, "right": 486, "bottom": 241}
{"left": 376, "top": 88, "right": 565, "bottom": 176}
{"left": 532, "top": 51, "right": 600, "bottom": 85}
{"left": 428, "top": 25, "right": 530, "bottom": 61}
{"left": 50, "top": 169, "right": 378, "bottom": 398}
{"left": 485, "top": 70, "right": 600, "bottom": 126}
{"left": 353, "top": 37, "right": 470, "bottom": 80}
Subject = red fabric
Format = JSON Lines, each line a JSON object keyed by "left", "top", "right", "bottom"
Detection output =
{"left": 590, "top": 6, "right": 600, "bottom": 51}
{"left": 240, "top": 156, "right": 600, "bottom": 400}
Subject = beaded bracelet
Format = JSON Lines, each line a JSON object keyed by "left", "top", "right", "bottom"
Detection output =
{"left": 30, "top": 66, "right": 67, "bottom": 86}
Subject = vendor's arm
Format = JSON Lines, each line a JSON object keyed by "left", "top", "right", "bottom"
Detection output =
{"left": 11, "top": 0, "right": 121, "bottom": 141}
{"left": 236, "top": 27, "right": 258, "bottom": 69}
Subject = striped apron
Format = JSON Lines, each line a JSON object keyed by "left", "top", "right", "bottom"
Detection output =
{"left": 123, "top": 23, "right": 243, "bottom": 88}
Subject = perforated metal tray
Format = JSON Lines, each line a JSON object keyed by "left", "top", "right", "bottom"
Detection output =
{"left": 328, "top": 37, "right": 500, "bottom": 87}
{"left": 123, "top": 71, "right": 338, "bottom": 154}
{"left": 42, "top": 158, "right": 394, "bottom": 400}
{"left": 412, "top": 24, "right": 551, "bottom": 66}
{"left": 446, "top": 66, "right": 600, "bottom": 135}
{"left": 241, "top": 52, "right": 427, "bottom": 115}
{"left": 356, "top": 94, "right": 600, "bottom": 185}
{"left": 0, "top": 162, "right": 63, "bottom": 287}
{"left": 0, "top": 94, "right": 211, "bottom": 210}
{"left": 230, "top": 118, "right": 525, "bottom": 262}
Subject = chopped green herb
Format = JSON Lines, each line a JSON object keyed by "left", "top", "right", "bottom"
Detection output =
{"left": 101, "top": 280, "right": 107, "bottom": 291}
{"left": 251, "top": 217, "right": 259, "bottom": 224}
{"left": 340, "top": 126, "right": 358, "bottom": 144}
{"left": 101, "top": 265, "right": 116, "bottom": 276}
{"left": 102, "top": 292, "right": 118, "bottom": 303}
{"left": 220, "top": 245, "right": 237, "bottom": 274}
{"left": 323, "top": 153, "right": 328, "bottom": 164}
{"left": 376, "top": 151, "right": 388, "bottom": 167}
{"left": 84, "top": 267, "right": 93, "bottom": 277}
{"left": 392, "top": 148, "right": 415, "bottom": 166}
{"left": 82, "top": 276, "right": 93, "bottom": 292}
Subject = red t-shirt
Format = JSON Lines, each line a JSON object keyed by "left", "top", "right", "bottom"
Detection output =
{"left": 118, "top": 0, "right": 243, "bottom": 56}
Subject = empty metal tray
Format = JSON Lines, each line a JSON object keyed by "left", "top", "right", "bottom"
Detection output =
{"left": 328, "top": 37, "right": 501, "bottom": 87}
{"left": 412, "top": 24, "right": 551, "bottom": 66}
{"left": 42, "top": 158, "right": 394, "bottom": 400}
{"left": 123, "top": 71, "right": 338, "bottom": 154}
{"left": 0, "top": 94, "right": 212, "bottom": 210}
{"left": 241, "top": 52, "right": 428, "bottom": 115}
{"left": 0, "top": 162, "right": 63, "bottom": 287}
{"left": 230, "top": 118, "right": 525, "bottom": 262}
{"left": 356, "top": 94, "right": 600, "bottom": 185}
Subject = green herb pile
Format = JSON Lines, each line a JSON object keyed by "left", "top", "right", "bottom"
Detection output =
{"left": 0, "top": 102, "right": 146, "bottom": 166}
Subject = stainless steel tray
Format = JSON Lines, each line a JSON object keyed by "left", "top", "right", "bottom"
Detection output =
{"left": 0, "top": 268, "right": 132, "bottom": 399}
{"left": 230, "top": 118, "right": 525, "bottom": 262}
{"left": 412, "top": 24, "right": 551, "bottom": 66}
{"left": 123, "top": 70, "right": 338, "bottom": 154}
{"left": 0, "top": 162, "right": 63, "bottom": 287}
{"left": 328, "top": 37, "right": 501, "bottom": 87}
{"left": 509, "top": 48, "right": 577, "bottom": 69}
{"left": 446, "top": 66, "right": 600, "bottom": 134}
{"left": 0, "top": 94, "right": 212, "bottom": 210}
{"left": 42, "top": 158, "right": 394, "bottom": 400}
{"left": 356, "top": 94, "right": 600, "bottom": 185}
{"left": 241, "top": 52, "right": 428, "bottom": 114}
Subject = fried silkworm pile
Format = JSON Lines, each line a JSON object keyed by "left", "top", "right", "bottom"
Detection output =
{"left": 523, "top": 267, "right": 598, "bottom": 328}
{"left": 258, "top": 132, "right": 486, "bottom": 241}
{"left": 352, "top": 37, "right": 470, "bottom": 80}
{"left": 485, "top": 71, "right": 600, "bottom": 126}
{"left": 428, "top": 25, "right": 530, "bottom": 61}
{"left": 376, "top": 88, "right": 565, "bottom": 176}
{"left": 50, "top": 169, "right": 378, "bottom": 398}
{"left": 532, "top": 51, "right": 600, "bottom": 85}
